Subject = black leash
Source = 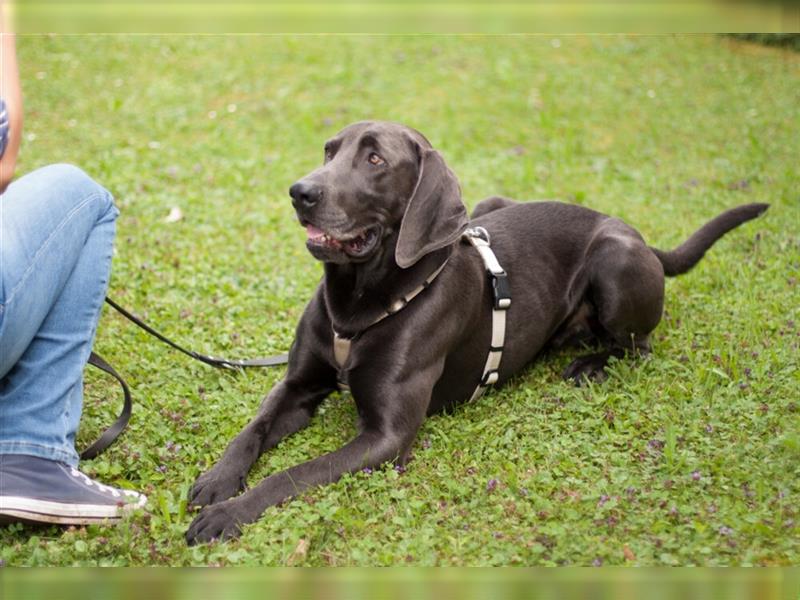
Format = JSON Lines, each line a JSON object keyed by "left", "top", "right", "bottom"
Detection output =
{"left": 80, "top": 297, "right": 290, "bottom": 460}
{"left": 103, "top": 297, "right": 290, "bottom": 369}
{"left": 82, "top": 352, "right": 132, "bottom": 461}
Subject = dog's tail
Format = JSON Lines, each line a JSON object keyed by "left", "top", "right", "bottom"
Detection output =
{"left": 650, "top": 203, "right": 769, "bottom": 277}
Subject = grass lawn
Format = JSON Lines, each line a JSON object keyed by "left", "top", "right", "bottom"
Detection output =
{"left": 2, "top": 34, "right": 798, "bottom": 566}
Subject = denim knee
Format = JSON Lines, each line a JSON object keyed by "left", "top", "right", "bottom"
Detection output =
{"left": 36, "top": 163, "right": 117, "bottom": 217}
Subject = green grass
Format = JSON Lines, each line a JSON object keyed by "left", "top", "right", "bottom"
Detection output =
{"left": 2, "top": 34, "right": 798, "bottom": 566}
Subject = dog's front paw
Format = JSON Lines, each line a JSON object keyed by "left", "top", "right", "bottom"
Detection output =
{"left": 562, "top": 352, "right": 610, "bottom": 385}
{"left": 185, "top": 500, "right": 248, "bottom": 545}
{"left": 188, "top": 468, "right": 247, "bottom": 508}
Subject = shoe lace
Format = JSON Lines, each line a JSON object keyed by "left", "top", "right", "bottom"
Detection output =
{"left": 69, "top": 467, "right": 135, "bottom": 499}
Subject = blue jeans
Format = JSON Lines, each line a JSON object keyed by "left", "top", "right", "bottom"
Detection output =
{"left": 0, "top": 164, "right": 117, "bottom": 467}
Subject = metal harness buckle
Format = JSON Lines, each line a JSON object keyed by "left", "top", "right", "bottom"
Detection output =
{"left": 491, "top": 272, "right": 511, "bottom": 310}
{"left": 481, "top": 370, "right": 500, "bottom": 386}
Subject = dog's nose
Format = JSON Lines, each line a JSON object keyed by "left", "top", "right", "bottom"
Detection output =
{"left": 289, "top": 181, "right": 323, "bottom": 209}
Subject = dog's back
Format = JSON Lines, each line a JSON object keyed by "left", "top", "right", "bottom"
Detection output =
{"left": 464, "top": 199, "right": 769, "bottom": 384}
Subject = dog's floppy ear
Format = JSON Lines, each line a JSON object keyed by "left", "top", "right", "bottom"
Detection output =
{"left": 395, "top": 149, "right": 468, "bottom": 268}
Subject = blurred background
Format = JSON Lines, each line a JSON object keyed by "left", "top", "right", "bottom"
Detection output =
{"left": 4, "top": 567, "right": 799, "bottom": 599}
{"left": 8, "top": 0, "right": 800, "bottom": 34}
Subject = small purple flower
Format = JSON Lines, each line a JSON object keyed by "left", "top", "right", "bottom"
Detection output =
{"left": 394, "top": 464, "right": 406, "bottom": 474}
{"left": 165, "top": 441, "right": 182, "bottom": 454}
{"left": 361, "top": 467, "right": 372, "bottom": 475}
{"left": 156, "top": 464, "right": 167, "bottom": 474}
{"left": 486, "top": 478, "right": 498, "bottom": 492}
{"left": 705, "top": 424, "right": 714, "bottom": 434}
{"left": 692, "top": 471, "right": 701, "bottom": 481}
{"left": 597, "top": 494, "right": 610, "bottom": 507}
{"left": 422, "top": 438, "right": 432, "bottom": 450}
{"left": 719, "top": 525, "right": 734, "bottom": 537}
{"left": 592, "top": 557, "right": 603, "bottom": 567}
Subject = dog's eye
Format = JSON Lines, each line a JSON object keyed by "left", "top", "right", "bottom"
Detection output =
{"left": 368, "top": 153, "right": 386, "bottom": 166}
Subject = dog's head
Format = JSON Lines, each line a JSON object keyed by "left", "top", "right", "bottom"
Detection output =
{"left": 289, "top": 121, "right": 468, "bottom": 268}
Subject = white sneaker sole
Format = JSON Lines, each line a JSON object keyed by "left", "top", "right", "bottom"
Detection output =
{"left": 0, "top": 494, "right": 147, "bottom": 525}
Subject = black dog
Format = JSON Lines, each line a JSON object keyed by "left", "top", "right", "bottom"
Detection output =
{"left": 186, "top": 121, "right": 768, "bottom": 544}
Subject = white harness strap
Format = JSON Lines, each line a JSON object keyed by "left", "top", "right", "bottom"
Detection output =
{"left": 333, "top": 332, "right": 353, "bottom": 391}
{"left": 333, "top": 334, "right": 352, "bottom": 370}
{"left": 462, "top": 227, "right": 511, "bottom": 402}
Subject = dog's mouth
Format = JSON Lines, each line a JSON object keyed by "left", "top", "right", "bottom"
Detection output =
{"left": 304, "top": 222, "right": 381, "bottom": 259}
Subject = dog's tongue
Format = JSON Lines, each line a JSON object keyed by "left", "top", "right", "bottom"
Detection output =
{"left": 307, "top": 224, "right": 344, "bottom": 249}
{"left": 306, "top": 224, "right": 326, "bottom": 241}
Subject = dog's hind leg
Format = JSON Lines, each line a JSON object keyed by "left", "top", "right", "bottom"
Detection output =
{"left": 563, "top": 223, "right": 665, "bottom": 384}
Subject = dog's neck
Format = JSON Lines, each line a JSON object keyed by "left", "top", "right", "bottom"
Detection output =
{"left": 322, "top": 232, "right": 452, "bottom": 338}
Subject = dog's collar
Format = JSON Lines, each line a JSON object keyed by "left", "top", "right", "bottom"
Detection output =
{"left": 333, "top": 257, "right": 451, "bottom": 389}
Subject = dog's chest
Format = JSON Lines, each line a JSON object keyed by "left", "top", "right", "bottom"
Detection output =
{"left": 327, "top": 229, "right": 512, "bottom": 405}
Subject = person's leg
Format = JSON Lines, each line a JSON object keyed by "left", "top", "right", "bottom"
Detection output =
{"left": 0, "top": 164, "right": 145, "bottom": 524}
{"left": 0, "top": 163, "right": 116, "bottom": 465}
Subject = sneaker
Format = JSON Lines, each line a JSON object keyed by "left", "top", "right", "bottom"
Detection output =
{"left": 0, "top": 454, "right": 147, "bottom": 525}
